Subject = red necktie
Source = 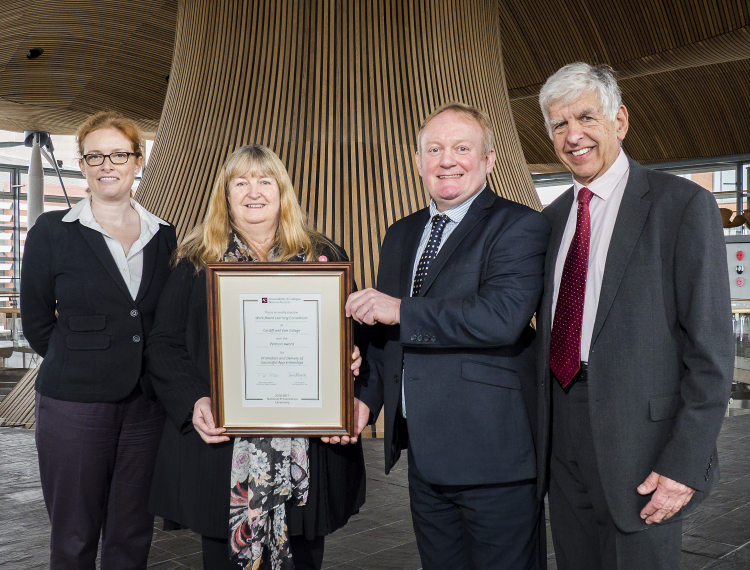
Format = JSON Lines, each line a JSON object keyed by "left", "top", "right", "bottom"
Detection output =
{"left": 550, "top": 187, "right": 594, "bottom": 388}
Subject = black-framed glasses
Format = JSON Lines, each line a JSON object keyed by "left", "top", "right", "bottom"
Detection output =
{"left": 81, "top": 152, "right": 138, "bottom": 166}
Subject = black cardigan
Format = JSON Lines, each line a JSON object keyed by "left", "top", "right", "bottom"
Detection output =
{"left": 20, "top": 209, "right": 177, "bottom": 402}
{"left": 145, "top": 243, "right": 365, "bottom": 539}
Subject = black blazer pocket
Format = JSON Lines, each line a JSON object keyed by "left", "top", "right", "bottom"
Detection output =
{"left": 649, "top": 394, "right": 681, "bottom": 421}
{"left": 461, "top": 359, "right": 520, "bottom": 390}
{"left": 66, "top": 334, "right": 110, "bottom": 350}
{"left": 68, "top": 314, "right": 107, "bottom": 332}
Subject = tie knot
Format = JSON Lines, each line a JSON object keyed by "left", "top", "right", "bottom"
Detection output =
{"left": 432, "top": 214, "right": 449, "bottom": 226}
{"left": 578, "top": 187, "right": 593, "bottom": 205}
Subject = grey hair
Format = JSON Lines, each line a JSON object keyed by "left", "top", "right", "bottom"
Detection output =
{"left": 539, "top": 62, "right": 622, "bottom": 138}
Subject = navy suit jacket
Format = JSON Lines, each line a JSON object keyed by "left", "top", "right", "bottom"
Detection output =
{"left": 357, "top": 186, "right": 550, "bottom": 487}
{"left": 21, "top": 209, "right": 177, "bottom": 402}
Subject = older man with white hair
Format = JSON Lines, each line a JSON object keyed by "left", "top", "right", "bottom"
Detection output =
{"left": 535, "top": 62, "right": 733, "bottom": 569}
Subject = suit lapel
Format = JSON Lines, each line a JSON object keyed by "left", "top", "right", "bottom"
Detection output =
{"left": 590, "top": 159, "right": 651, "bottom": 345}
{"left": 418, "top": 187, "right": 493, "bottom": 297}
{"left": 135, "top": 231, "right": 159, "bottom": 303}
{"left": 399, "top": 210, "right": 430, "bottom": 298}
{"left": 77, "top": 223, "right": 133, "bottom": 302}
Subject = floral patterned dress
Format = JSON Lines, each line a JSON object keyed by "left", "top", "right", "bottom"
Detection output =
{"left": 224, "top": 233, "right": 310, "bottom": 570}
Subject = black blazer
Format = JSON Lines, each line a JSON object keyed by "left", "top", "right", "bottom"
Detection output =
{"left": 21, "top": 209, "right": 177, "bottom": 402}
{"left": 145, "top": 242, "right": 365, "bottom": 539}
{"left": 356, "top": 187, "right": 550, "bottom": 487}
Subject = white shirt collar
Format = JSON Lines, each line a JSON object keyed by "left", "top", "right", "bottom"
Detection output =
{"left": 62, "top": 195, "right": 168, "bottom": 228}
{"left": 573, "top": 149, "right": 629, "bottom": 201}
{"left": 428, "top": 182, "right": 486, "bottom": 223}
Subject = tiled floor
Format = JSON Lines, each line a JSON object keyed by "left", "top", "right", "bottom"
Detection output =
{"left": 2, "top": 415, "right": 750, "bottom": 569}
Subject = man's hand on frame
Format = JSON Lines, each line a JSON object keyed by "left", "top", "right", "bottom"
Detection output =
{"left": 345, "top": 288, "right": 401, "bottom": 326}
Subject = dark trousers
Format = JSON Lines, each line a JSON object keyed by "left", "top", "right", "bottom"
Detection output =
{"left": 35, "top": 389, "right": 166, "bottom": 570}
{"left": 549, "top": 376, "right": 683, "bottom": 570}
{"left": 407, "top": 447, "right": 544, "bottom": 570}
{"left": 201, "top": 535, "right": 325, "bottom": 570}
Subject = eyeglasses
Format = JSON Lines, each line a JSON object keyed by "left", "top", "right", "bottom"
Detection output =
{"left": 81, "top": 152, "right": 138, "bottom": 166}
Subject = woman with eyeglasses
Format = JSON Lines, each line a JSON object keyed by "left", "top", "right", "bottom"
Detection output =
{"left": 20, "top": 111, "right": 177, "bottom": 569}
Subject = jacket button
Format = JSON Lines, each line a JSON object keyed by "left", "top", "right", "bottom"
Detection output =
{"left": 417, "top": 335, "right": 423, "bottom": 341}
{"left": 132, "top": 335, "right": 141, "bottom": 343}
{"left": 394, "top": 374, "right": 399, "bottom": 382}
{"left": 410, "top": 335, "right": 417, "bottom": 341}
{"left": 130, "top": 309, "right": 139, "bottom": 317}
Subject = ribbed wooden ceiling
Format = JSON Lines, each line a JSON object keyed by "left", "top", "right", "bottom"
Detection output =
{"left": 499, "top": 0, "right": 750, "bottom": 170}
{"left": 0, "top": 0, "right": 747, "bottom": 168}
{"left": 0, "top": 0, "right": 176, "bottom": 136}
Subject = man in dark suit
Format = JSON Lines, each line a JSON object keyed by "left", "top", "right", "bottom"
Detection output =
{"left": 346, "top": 103, "right": 550, "bottom": 569}
{"left": 536, "top": 63, "right": 733, "bottom": 569}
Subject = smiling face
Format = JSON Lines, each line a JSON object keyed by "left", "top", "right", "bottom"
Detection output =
{"left": 416, "top": 110, "right": 496, "bottom": 212}
{"left": 79, "top": 128, "right": 143, "bottom": 201}
{"left": 227, "top": 168, "right": 281, "bottom": 235}
{"left": 547, "top": 90, "right": 629, "bottom": 185}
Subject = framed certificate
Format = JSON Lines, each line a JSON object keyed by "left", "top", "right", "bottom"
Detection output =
{"left": 206, "top": 262, "right": 354, "bottom": 436}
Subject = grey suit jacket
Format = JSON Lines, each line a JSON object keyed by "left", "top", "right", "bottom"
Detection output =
{"left": 537, "top": 157, "right": 733, "bottom": 532}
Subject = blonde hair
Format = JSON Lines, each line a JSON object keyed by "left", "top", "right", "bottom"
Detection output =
{"left": 417, "top": 102, "right": 495, "bottom": 155}
{"left": 176, "top": 145, "right": 335, "bottom": 272}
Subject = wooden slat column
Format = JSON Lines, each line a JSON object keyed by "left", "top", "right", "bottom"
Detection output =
{"left": 136, "top": 0, "right": 539, "bottom": 288}
{"left": 0, "top": 366, "right": 39, "bottom": 429}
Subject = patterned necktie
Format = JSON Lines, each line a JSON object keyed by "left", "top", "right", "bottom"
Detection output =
{"left": 550, "top": 187, "right": 594, "bottom": 388}
{"left": 412, "top": 214, "right": 450, "bottom": 297}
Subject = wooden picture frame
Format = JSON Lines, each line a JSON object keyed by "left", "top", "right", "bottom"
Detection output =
{"left": 206, "top": 262, "right": 354, "bottom": 436}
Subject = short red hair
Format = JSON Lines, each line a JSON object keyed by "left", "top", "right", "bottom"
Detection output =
{"left": 75, "top": 111, "right": 145, "bottom": 158}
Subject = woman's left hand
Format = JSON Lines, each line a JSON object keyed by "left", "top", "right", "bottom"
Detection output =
{"left": 351, "top": 344, "right": 362, "bottom": 377}
{"left": 319, "top": 253, "right": 364, "bottom": 444}
{"left": 321, "top": 397, "right": 370, "bottom": 445}
{"left": 319, "top": 253, "right": 363, "bottom": 377}
{"left": 321, "top": 345, "right": 365, "bottom": 445}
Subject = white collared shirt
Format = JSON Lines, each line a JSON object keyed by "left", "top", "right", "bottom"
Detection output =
{"left": 551, "top": 149, "right": 630, "bottom": 362}
{"left": 62, "top": 195, "right": 169, "bottom": 299}
{"left": 409, "top": 185, "right": 485, "bottom": 294}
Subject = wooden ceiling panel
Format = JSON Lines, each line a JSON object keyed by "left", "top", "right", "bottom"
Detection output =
{"left": 622, "top": 61, "right": 750, "bottom": 161}
{"left": 0, "top": 0, "right": 177, "bottom": 135}
{"left": 498, "top": 0, "right": 750, "bottom": 170}
{"left": 499, "top": 0, "right": 749, "bottom": 93}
